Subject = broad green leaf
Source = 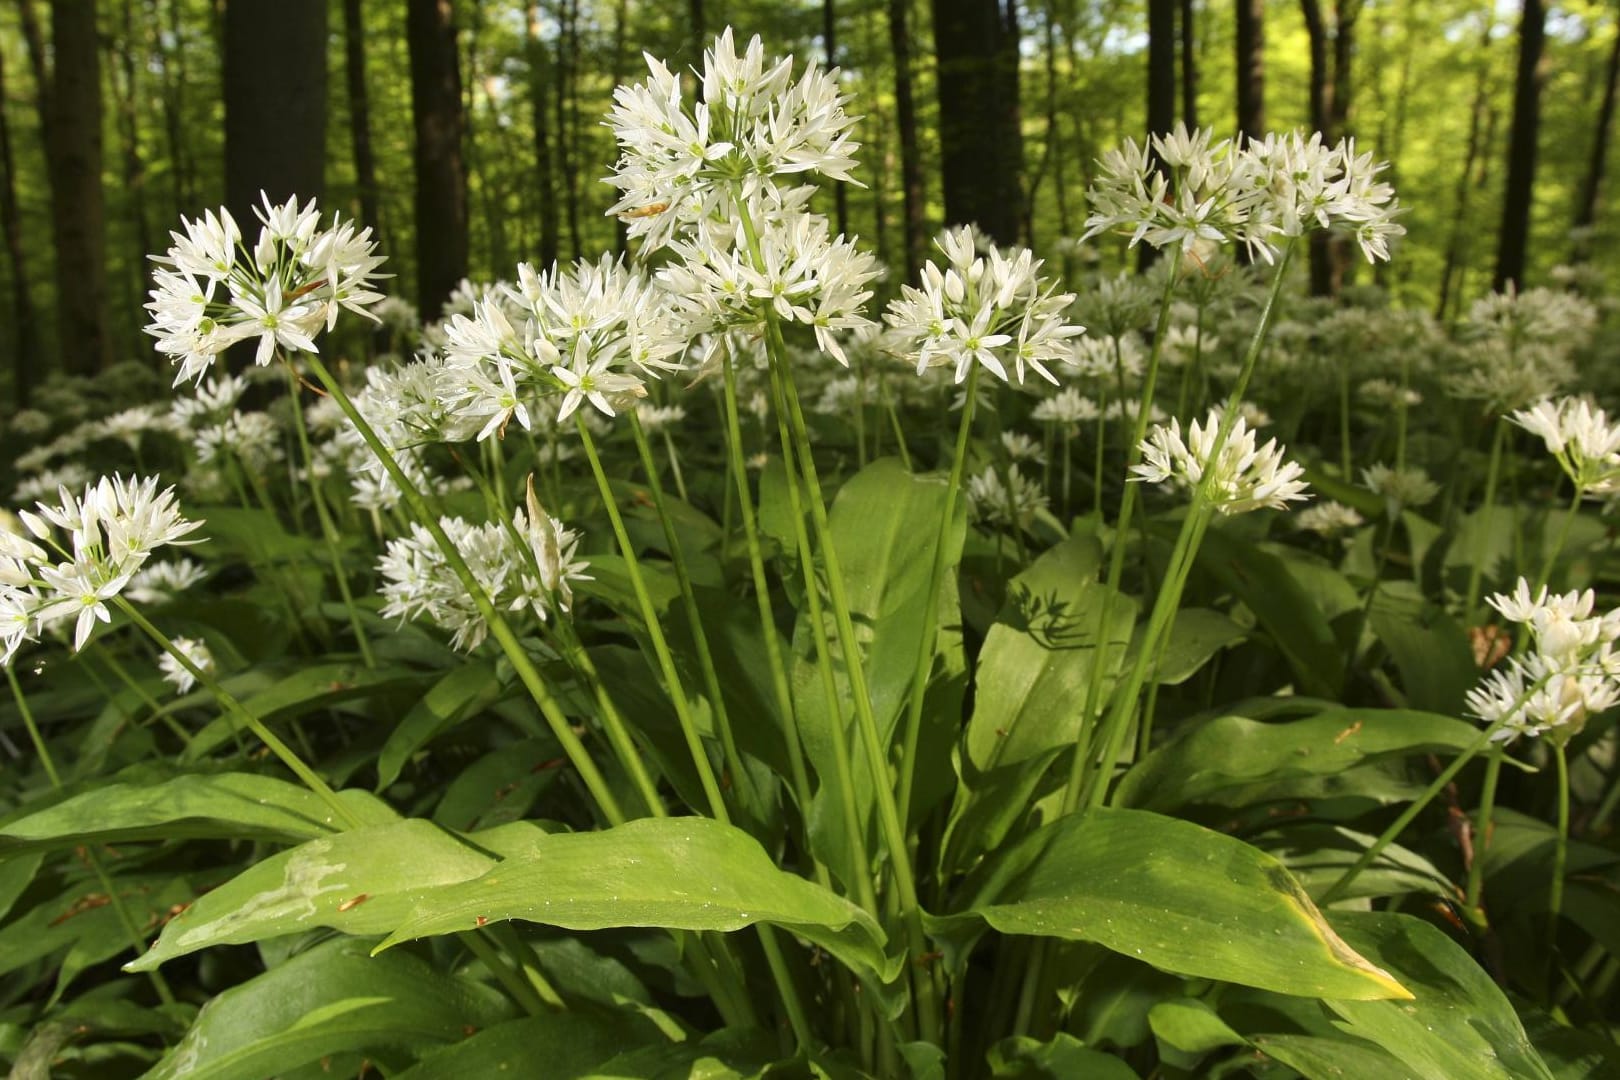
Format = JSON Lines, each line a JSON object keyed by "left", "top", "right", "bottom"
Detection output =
{"left": 1148, "top": 1000, "right": 1246, "bottom": 1055}
{"left": 987, "top": 1033, "right": 1140, "bottom": 1078}
{"left": 141, "top": 937, "right": 512, "bottom": 1080}
{"left": 431, "top": 736, "right": 566, "bottom": 832}
{"left": 1444, "top": 504, "right": 1518, "bottom": 597}
{"left": 965, "top": 534, "right": 1134, "bottom": 773}
{"left": 1324, "top": 912, "right": 1555, "bottom": 1080}
{"left": 1190, "top": 527, "right": 1346, "bottom": 696}
{"left": 940, "top": 808, "right": 1409, "bottom": 1001}
{"left": 1114, "top": 708, "right": 1479, "bottom": 812}
{"left": 0, "top": 873, "right": 192, "bottom": 996}
{"left": 1135, "top": 607, "right": 1247, "bottom": 686}
{"left": 393, "top": 1013, "right": 664, "bottom": 1079}
{"left": 1253, "top": 825, "right": 1453, "bottom": 903}
{"left": 128, "top": 819, "right": 553, "bottom": 971}
{"left": 376, "top": 660, "right": 507, "bottom": 790}
{"left": 584, "top": 1027, "right": 783, "bottom": 1079}
{"left": 0, "top": 771, "right": 395, "bottom": 858}
{"left": 1367, "top": 585, "right": 1476, "bottom": 716}
{"left": 375, "top": 817, "right": 892, "bottom": 983}
{"left": 1250, "top": 1033, "right": 1409, "bottom": 1078}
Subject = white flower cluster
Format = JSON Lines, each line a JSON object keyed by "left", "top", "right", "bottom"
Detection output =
{"left": 1511, "top": 397, "right": 1620, "bottom": 496}
{"left": 1, "top": 476, "right": 202, "bottom": 659}
{"left": 1031, "top": 387, "right": 1100, "bottom": 427}
{"left": 158, "top": 635, "right": 214, "bottom": 695}
{"left": 1466, "top": 580, "right": 1620, "bottom": 745}
{"left": 604, "top": 29, "right": 860, "bottom": 252}
{"left": 377, "top": 497, "right": 589, "bottom": 652}
{"left": 884, "top": 227, "right": 1086, "bottom": 386}
{"left": 440, "top": 255, "right": 688, "bottom": 438}
{"left": 966, "top": 465, "right": 1050, "bottom": 529}
{"left": 145, "top": 193, "right": 386, "bottom": 386}
{"left": 1131, "top": 408, "right": 1310, "bottom": 515}
{"left": 1295, "top": 501, "right": 1365, "bottom": 537}
{"left": 1083, "top": 124, "right": 1404, "bottom": 264}
{"left": 1361, "top": 463, "right": 1440, "bottom": 510}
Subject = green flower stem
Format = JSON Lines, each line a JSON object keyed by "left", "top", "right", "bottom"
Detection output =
{"left": 6, "top": 665, "right": 177, "bottom": 1006}
{"left": 1092, "top": 386, "right": 1108, "bottom": 518}
{"left": 1347, "top": 511, "right": 1398, "bottom": 669}
{"left": 300, "top": 352, "right": 628, "bottom": 827}
{"left": 758, "top": 922, "right": 815, "bottom": 1051}
{"left": 452, "top": 454, "right": 665, "bottom": 820}
{"left": 1338, "top": 366, "right": 1354, "bottom": 481}
{"left": 897, "top": 363, "right": 979, "bottom": 830}
{"left": 768, "top": 333, "right": 942, "bottom": 1046}
{"left": 1464, "top": 417, "right": 1509, "bottom": 627}
{"left": 1059, "top": 263, "right": 1183, "bottom": 818}
{"left": 282, "top": 364, "right": 376, "bottom": 669}
{"left": 113, "top": 596, "right": 365, "bottom": 831}
{"left": 660, "top": 425, "right": 690, "bottom": 504}
{"left": 627, "top": 412, "right": 759, "bottom": 816}
{"left": 761, "top": 357, "right": 878, "bottom": 917}
{"left": 575, "top": 419, "right": 730, "bottom": 824}
{"left": 855, "top": 360, "right": 869, "bottom": 469}
{"left": 1061, "top": 426, "right": 1073, "bottom": 522}
{"left": 1536, "top": 485, "right": 1586, "bottom": 592}
{"left": 1395, "top": 357, "right": 1411, "bottom": 472}
{"left": 87, "top": 647, "right": 192, "bottom": 747}
{"left": 719, "top": 353, "right": 818, "bottom": 843}
{"left": 459, "top": 928, "right": 553, "bottom": 1016}
{"left": 880, "top": 374, "right": 912, "bottom": 471}
{"left": 1591, "top": 755, "right": 1620, "bottom": 831}
{"left": 1549, "top": 740, "right": 1571, "bottom": 963}
{"left": 1463, "top": 750, "right": 1504, "bottom": 916}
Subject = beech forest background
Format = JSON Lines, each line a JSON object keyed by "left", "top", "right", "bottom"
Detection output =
{"left": 0, "top": 0, "right": 1615, "bottom": 408}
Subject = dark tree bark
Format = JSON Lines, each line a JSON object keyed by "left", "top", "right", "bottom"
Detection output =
{"left": 1141, "top": 0, "right": 1176, "bottom": 270}
{"left": 108, "top": 0, "right": 152, "bottom": 360}
{"left": 1572, "top": 9, "right": 1620, "bottom": 262}
{"left": 1494, "top": 0, "right": 1547, "bottom": 293}
{"left": 824, "top": 0, "right": 849, "bottom": 238}
{"left": 29, "top": 0, "right": 112, "bottom": 376}
{"left": 1435, "top": 12, "right": 1497, "bottom": 318}
{"left": 1235, "top": 0, "right": 1264, "bottom": 139}
{"left": 343, "top": 0, "right": 383, "bottom": 242}
{"left": 527, "top": 3, "right": 559, "bottom": 268}
{"left": 1298, "top": 0, "right": 1359, "bottom": 295}
{"left": 0, "top": 44, "right": 40, "bottom": 405}
{"left": 1179, "top": 0, "right": 1198, "bottom": 129}
{"left": 933, "top": 0, "right": 1022, "bottom": 245}
{"left": 1300, "top": 0, "right": 1330, "bottom": 134}
{"left": 888, "top": 0, "right": 926, "bottom": 277}
{"left": 407, "top": 0, "right": 468, "bottom": 317}
{"left": 555, "top": 0, "right": 583, "bottom": 258}
{"left": 225, "top": 1, "right": 326, "bottom": 218}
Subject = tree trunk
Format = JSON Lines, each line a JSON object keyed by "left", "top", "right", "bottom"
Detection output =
{"left": 1179, "top": 0, "right": 1198, "bottom": 129}
{"left": 225, "top": 1, "right": 326, "bottom": 216}
{"left": 555, "top": 0, "right": 583, "bottom": 259}
{"left": 39, "top": 0, "right": 112, "bottom": 376}
{"left": 933, "top": 0, "right": 1022, "bottom": 245}
{"left": 1494, "top": 0, "right": 1547, "bottom": 293}
{"left": 888, "top": 0, "right": 926, "bottom": 277}
{"left": 1572, "top": 7, "right": 1620, "bottom": 262}
{"left": 1435, "top": 11, "right": 1497, "bottom": 318}
{"left": 0, "top": 44, "right": 40, "bottom": 406}
{"left": 343, "top": 0, "right": 383, "bottom": 242}
{"left": 528, "top": 3, "right": 559, "bottom": 268}
{"left": 1235, "top": 0, "right": 1264, "bottom": 139}
{"left": 824, "top": 0, "right": 849, "bottom": 238}
{"left": 109, "top": 0, "right": 152, "bottom": 360}
{"left": 407, "top": 0, "right": 468, "bottom": 317}
{"left": 1142, "top": 0, "right": 1176, "bottom": 269}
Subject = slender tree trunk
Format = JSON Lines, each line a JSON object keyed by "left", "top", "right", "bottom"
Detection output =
{"left": 0, "top": 45, "right": 40, "bottom": 406}
{"left": 824, "top": 0, "right": 849, "bottom": 237}
{"left": 225, "top": 1, "right": 326, "bottom": 215}
{"left": 889, "top": 0, "right": 925, "bottom": 277}
{"left": 1435, "top": 11, "right": 1496, "bottom": 318}
{"left": 407, "top": 0, "right": 468, "bottom": 317}
{"left": 1494, "top": 0, "right": 1547, "bottom": 293}
{"left": 1572, "top": 6, "right": 1620, "bottom": 262}
{"left": 1046, "top": 2, "right": 1071, "bottom": 242}
{"left": 1142, "top": 0, "right": 1176, "bottom": 270}
{"left": 1235, "top": 0, "right": 1264, "bottom": 139}
{"left": 609, "top": 0, "right": 630, "bottom": 255}
{"left": 1300, "top": 0, "right": 1331, "bottom": 134}
{"left": 1179, "top": 0, "right": 1198, "bottom": 128}
{"left": 343, "top": 0, "right": 383, "bottom": 241}
{"left": 528, "top": 3, "right": 559, "bottom": 268}
{"left": 934, "top": 0, "right": 1022, "bottom": 244}
{"left": 108, "top": 0, "right": 152, "bottom": 360}
{"left": 36, "top": 0, "right": 113, "bottom": 376}
{"left": 555, "top": 0, "right": 583, "bottom": 258}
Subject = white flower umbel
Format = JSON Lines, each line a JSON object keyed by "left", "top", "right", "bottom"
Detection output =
{"left": 144, "top": 193, "right": 386, "bottom": 387}
{"left": 3, "top": 476, "right": 203, "bottom": 659}
{"left": 1361, "top": 463, "right": 1440, "bottom": 510}
{"left": 158, "top": 635, "right": 214, "bottom": 695}
{"left": 377, "top": 506, "right": 590, "bottom": 652}
{"left": 1031, "top": 387, "right": 1100, "bottom": 427}
{"left": 1511, "top": 396, "right": 1620, "bottom": 495}
{"left": 605, "top": 29, "right": 860, "bottom": 253}
{"left": 1468, "top": 578, "right": 1620, "bottom": 745}
{"left": 966, "top": 464, "right": 1050, "bottom": 529}
{"left": 126, "top": 558, "right": 208, "bottom": 606}
{"left": 884, "top": 226, "right": 1085, "bottom": 386}
{"left": 1295, "top": 501, "right": 1365, "bottom": 537}
{"left": 1131, "top": 409, "right": 1309, "bottom": 514}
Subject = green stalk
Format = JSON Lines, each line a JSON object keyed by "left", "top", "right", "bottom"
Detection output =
{"left": 301, "top": 353, "right": 628, "bottom": 826}
{"left": 880, "top": 374, "right": 912, "bottom": 471}
{"left": 1338, "top": 365, "right": 1354, "bottom": 480}
{"left": 1536, "top": 485, "right": 1586, "bottom": 591}
{"left": 1464, "top": 417, "right": 1509, "bottom": 627}
{"left": 627, "top": 412, "right": 759, "bottom": 815}
{"left": 1463, "top": 750, "right": 1503, "bottom": 916}
{"left": 660, "top": 425, "right": 690, "bottom": 504}
{"left": 896, "top": 364, "right": 979, "bottom": 828}
{"left": 460, "top": 928, "right": 553, "bottom": 1016}
{"left": 1549, "top": 740, "right": 1571, "bottom": 965}
{"left": 575, "top": 419, "right": 730, "bottom": 823}
{"left": 6, "top": 666, "right": 177, "bottom": 1006}
{"left": 282, "top": 364, "right": 376, "bottom": 669}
